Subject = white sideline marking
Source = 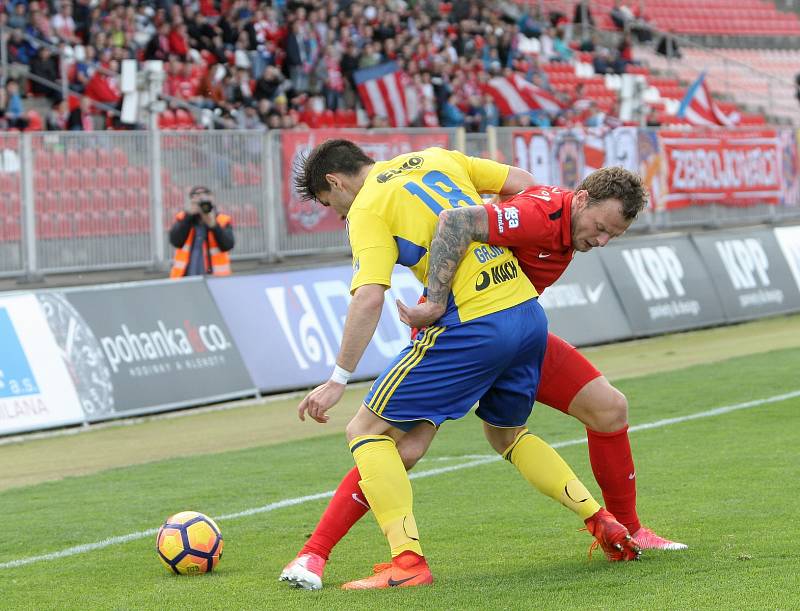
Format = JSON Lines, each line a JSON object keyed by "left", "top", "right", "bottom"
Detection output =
{"left": 2, "top": 389, "right": 799, "bottom": 571}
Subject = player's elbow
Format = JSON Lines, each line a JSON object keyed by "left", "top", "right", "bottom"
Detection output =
{"left": 500, "top": 167, "right": 537, "bottom": 195}
{"left": 352, "top": 284, "right": 386, "bottom": 311}
{"left": 437, "top": 207, "right": 458, "bottom": 231}
{"left": 436, "top": 207, "right": 473, "bottom": 242}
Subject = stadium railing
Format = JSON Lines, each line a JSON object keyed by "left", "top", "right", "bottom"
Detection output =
{"left": 1, "top": 127, "right": 799, "bottom": 281}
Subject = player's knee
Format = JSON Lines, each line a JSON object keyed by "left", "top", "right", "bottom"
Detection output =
{"left": 344, "top": 419, "right": 364, "bottom": 443}
{"left": 397, "top": 443, "right": 425, "bottom": 470}
{"left": 597, "top": 386, "right": 629, "bottom": 432}
{"left": 483, "top": 423, "right": 522, "bottom": 455}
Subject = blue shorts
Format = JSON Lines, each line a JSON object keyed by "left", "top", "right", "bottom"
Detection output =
{"left": 363, "top": 298, "right": 547, "bottom": 431}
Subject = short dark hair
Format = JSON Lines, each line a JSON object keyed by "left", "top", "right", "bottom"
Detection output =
{"left": 576, "top": 166, "right": 648, "bottom": 220}
{"left": 190, "top": 185, "right": 212, "bottom": 197}
{"left": 294, "top": 139, "right": 374, "bottom": 202}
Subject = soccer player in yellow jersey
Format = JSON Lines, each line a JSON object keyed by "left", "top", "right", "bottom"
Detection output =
{"left": 288, "top": 140, "right": 640, "bottom": 591}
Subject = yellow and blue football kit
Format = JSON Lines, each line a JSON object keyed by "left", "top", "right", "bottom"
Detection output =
{"left": 348, "top": 148, "right": 548, "bottom": 430}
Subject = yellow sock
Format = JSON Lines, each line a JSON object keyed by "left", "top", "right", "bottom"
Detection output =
{"left": 503, "top": 429, "right": 601, "bottom": 521}
{"left": 349, "top": 435, "right": 423, "bottom": 558}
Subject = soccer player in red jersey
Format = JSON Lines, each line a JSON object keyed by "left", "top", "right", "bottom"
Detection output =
{"left": 281, "top": 166, "right": 682, "bottom": 590}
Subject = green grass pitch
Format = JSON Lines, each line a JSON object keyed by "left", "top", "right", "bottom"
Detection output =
{"left": 1, "top": 337, "right": 799, "bottom": 609}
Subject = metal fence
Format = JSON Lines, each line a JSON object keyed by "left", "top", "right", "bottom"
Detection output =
{"left": 1, "top": 127, "right": 799, "bottom": 280}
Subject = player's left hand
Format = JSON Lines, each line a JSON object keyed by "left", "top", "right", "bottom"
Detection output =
{"left": 396, "top": 298, "right": 445, "bottom": 329}
{"left": 297, "top": 380, "right": 346, "bottom": 423}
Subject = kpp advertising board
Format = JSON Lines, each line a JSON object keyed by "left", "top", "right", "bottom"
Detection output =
{"left": 692, "top": 228, "right": 800, "bottom": 321}
{"left": 774, "top": 225, "right": 800, "bottom": 293}
{"left": 598, "top": 235, "right": 726, "bottom": 335}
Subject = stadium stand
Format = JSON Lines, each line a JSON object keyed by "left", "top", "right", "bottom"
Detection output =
{"left": 3, "top": 0, "right": 792, "bottom": 133}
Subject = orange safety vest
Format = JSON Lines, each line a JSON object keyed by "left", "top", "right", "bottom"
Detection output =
{"left": 169, "top": 212, "right": 232, "bottom": 278}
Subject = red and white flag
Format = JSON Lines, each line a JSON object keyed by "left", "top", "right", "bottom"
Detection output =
{"left": 482, "top": 73, "right": 564, "bottom": 117}
{"left": 354, "top": 62, "right": 409, "bottom": 127}
{"left": 677, "top": 72, "right": 739, "bottom": 127}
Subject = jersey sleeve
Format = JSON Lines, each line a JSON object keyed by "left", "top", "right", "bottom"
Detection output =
{"left": 442, "top": 149, "right": 510, "bottom": 194}
{"left": 347, "top": 209, "right": 398, "bottom": 293}
{"left": 483, "top": 197, "right": 555, "bottom": 247}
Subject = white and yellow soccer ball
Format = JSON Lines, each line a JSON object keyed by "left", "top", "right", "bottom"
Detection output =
{"left": 156, "top": 511, "right": 224, "bottom": 575}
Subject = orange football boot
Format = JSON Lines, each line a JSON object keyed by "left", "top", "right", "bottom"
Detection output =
{"left": 342, "top": 551, "right": 433, "bottom": 590}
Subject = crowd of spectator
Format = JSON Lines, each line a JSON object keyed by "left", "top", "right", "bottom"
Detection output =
{"left": 0, "top": 0, "right": 655, "bottom": 133}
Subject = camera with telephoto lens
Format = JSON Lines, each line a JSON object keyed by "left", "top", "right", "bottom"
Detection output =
{"left": 199, "top": 199, "right": 214, "bottom": 214}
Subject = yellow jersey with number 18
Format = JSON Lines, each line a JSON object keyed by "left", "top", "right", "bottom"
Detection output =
{"left": 347, "top": 147, "right": 538, "bottom": 324}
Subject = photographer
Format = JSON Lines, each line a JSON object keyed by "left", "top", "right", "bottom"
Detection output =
{"left": 169, "top": 186, "right": 235, "bottom": 278}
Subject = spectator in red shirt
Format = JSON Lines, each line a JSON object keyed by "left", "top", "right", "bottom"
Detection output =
{"left": 321, "top": 47, "right": 345, "bottom": 111}
{"left": 169, "top": 22, "right": 190, "bottom": 59}
{"left": 84, "top": 61, "right": 121, "bottom": 106}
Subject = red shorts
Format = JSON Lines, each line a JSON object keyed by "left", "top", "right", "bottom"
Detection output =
{"left": 536, "top": 333, "right": 602, "bottom": 413}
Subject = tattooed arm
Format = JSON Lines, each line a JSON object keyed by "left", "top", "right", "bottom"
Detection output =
{"left": 396, "top": 206, "right": 489, "bottom": 329}
{"left": 426, "top": 206, "right": 489, "bottom": 305}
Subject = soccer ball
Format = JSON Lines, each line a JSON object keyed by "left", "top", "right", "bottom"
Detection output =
{"left": 156, "top": 511, "right": 224, "bottom": 575}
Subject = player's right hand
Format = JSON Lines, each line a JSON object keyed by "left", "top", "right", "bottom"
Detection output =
{"left": 297, "top": 379, "right": 345, "bottom": 423}
{"left": 396, "top": 298, "right": 445, "bottom": 329}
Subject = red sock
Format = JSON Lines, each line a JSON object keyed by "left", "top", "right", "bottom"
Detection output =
{"left": 586, "top": 426, "right": 641, "bottom": 534}
{"left": 300, "top": 466, "right": 370, "bottom": 561}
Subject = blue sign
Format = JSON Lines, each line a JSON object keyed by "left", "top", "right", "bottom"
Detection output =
{"left": 0, "top": 307, "right": 39, "bottom": 398}
{"left": 207, "top": 265, "right": 423, "bottom": 392}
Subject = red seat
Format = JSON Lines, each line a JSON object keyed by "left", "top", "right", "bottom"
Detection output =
{"left": 111, "top": 148, "right": 128, "bottom": 167}
{"left": 129, "top": 187, "right": 148, "bottom": 209}
{"left": 60, "top": 192, "right": 78, "bottom": 214}
{"left": 111, "top": 166, "right": 126, "bottom": 188}
{"left": 246, "top": 162, "right": 260, "bottom": 185}
{"left": 74, "top": 190, "right": 93, "bottom": 213}
{"left": 36, "top": 191, "right": 58, "bottom": 214}
{"left": 86, "top": 190, "right": 109, "bottom": 212}
{"left": 75, "top": 210, "right": 100, "bottom": 237}
{"left": 174, "top": 108, "right": 195, "bottom": 129}
{"left": 26, "top": 110, "right": 43, "bottom": 131}
{"left": 319, "top": 110, "right": 336, "bottom": 127}
{"left": 232, "top": 163, "right": 247, "bottom": 186}
{"left": 80, "top": 148, "right": 97, "bottom": 168}
{"left": 34, "top": 171, "right": 48, "bottom": 192}
{"left": 63, "top": 168, "right": 80, "bottom": 191}
{"left": 94, "top": 167, "right": 112, "bottom": 189}
{"left": 96, "top": 148, "right": 112, "bottom": 168}
{"left": 36, "top": 212, "right": 57, "bottom": 239}
{"left": 37, "top": 151, "right": 54, "bottom": 171}
{"left": 126, "top": 166, "right": 149, "bottom": 189}
{"left": 158, "top": 110, "right": 177, "bottom": 130}
{"left": 0, "top": 172, "right": 17, "bottom": 193}
{"left": 66, "top": 149, "right": 81, "bottom": 169}
{"left": 80, "top": 167, "right": 97, "bottom": 190}
{"left": 6, "top": 192, "right": 21, "bottom": 215}
{"left": 1, "top": 214, "right": 21, "bottom": 241}
{"left": 109, "top": 190, "right": 128, "bottom": 211}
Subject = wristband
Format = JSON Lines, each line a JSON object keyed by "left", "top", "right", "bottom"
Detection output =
{"left": 330, "top": 365, "right": 353, "bottom": 385}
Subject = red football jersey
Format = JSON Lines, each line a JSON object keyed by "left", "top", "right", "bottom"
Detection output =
{"left": 484, "top": 185, "right": 575, "bottom": 294}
